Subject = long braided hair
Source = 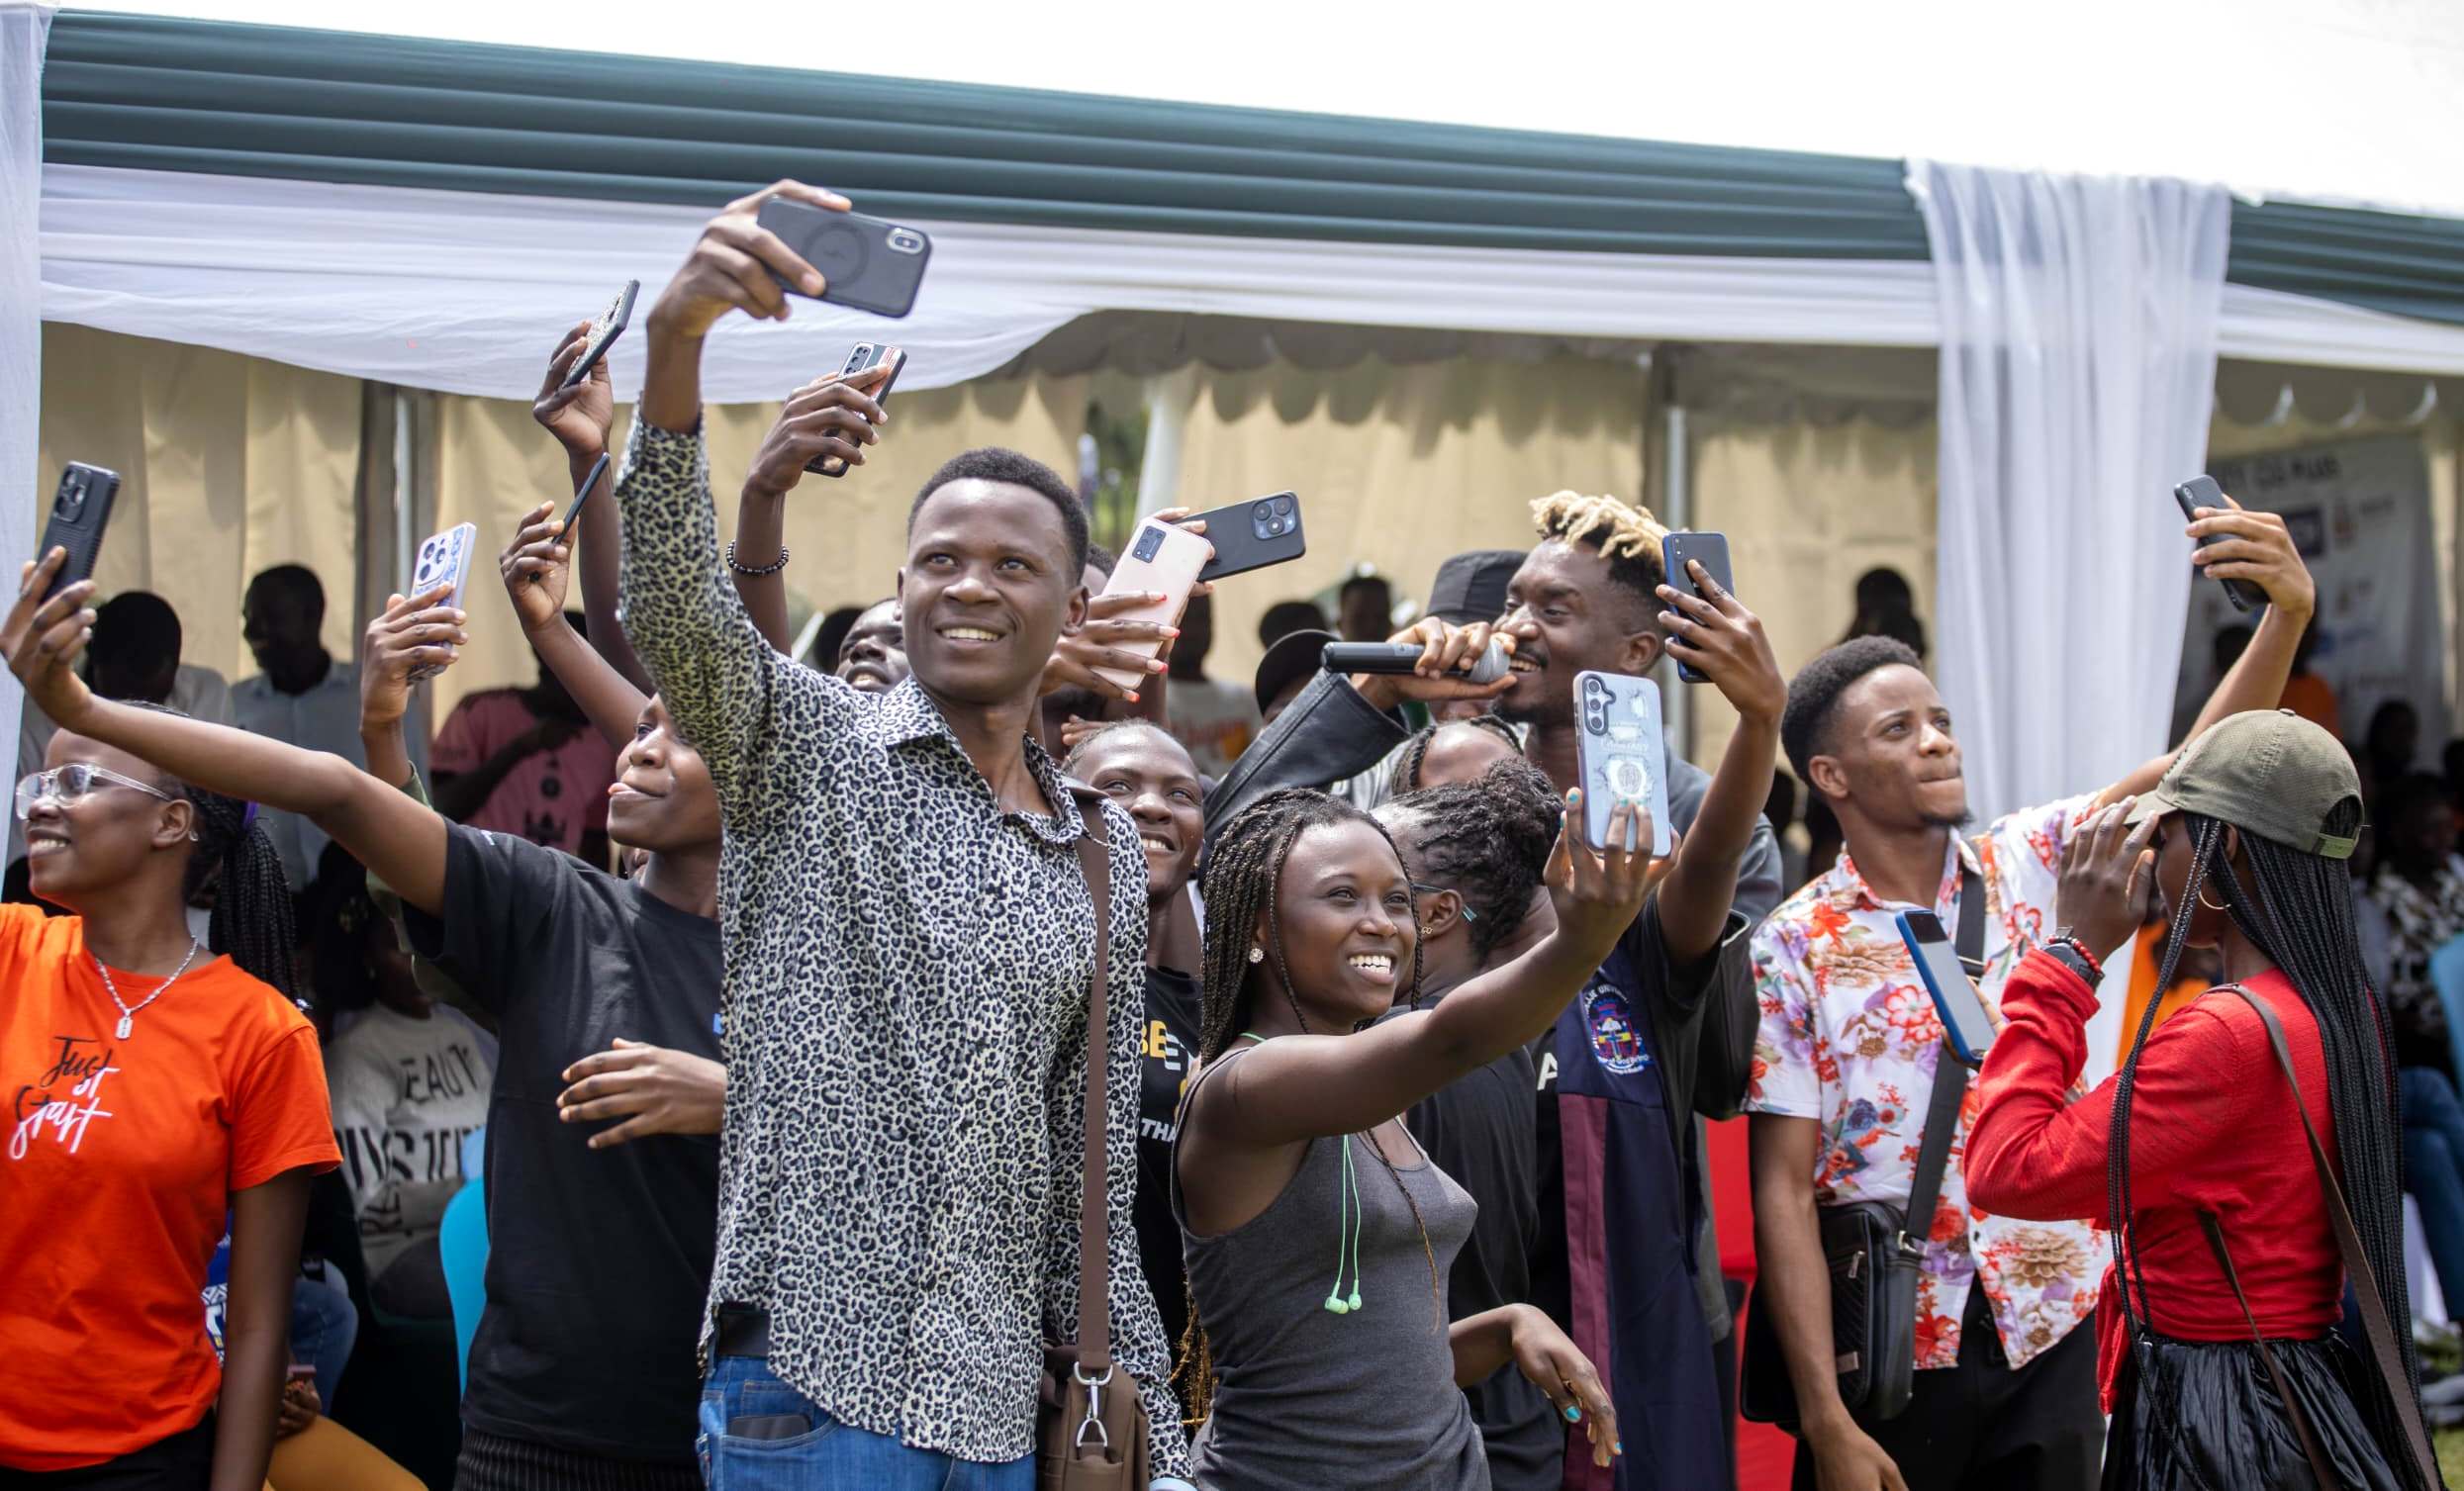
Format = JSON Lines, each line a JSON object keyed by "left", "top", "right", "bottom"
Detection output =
{"left": 1178, "top": 787, "right": 1438, "bottom": 1422}
{"left": 128, "top": 703, "right": 299, "bottom": 1001}
{"left": 2109, "top": 797, "right": 2425, "bottom": 1486}
{"left": 1384, "top": 713, "right": 1523, "bottom": 800}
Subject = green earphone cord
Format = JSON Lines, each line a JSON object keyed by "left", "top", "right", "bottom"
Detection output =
{"left": 1243, "top": 1031, "right": 1369, "bottom": 1316}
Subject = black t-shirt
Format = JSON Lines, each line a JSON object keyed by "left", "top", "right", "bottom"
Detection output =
{"left": 1400, "top": 992, "right": 1560, "bottom": 1491}
{"left": 1134, "top": 965, "right": 1202, "bottom": 1363}
{"left": 404, "top": 823, "right": 721, "bottom": 1464}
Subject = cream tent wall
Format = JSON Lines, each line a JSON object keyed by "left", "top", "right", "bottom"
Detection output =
{"left": 35, "top": 324, "right": 361, "bottom": 683}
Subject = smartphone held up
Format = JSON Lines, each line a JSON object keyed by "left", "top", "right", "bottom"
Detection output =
{"left": 37, "top": 463, "right": 122, "bottom": 603}
{"left": 407, "top": 523, "right": 479, "bottom": 682}
{"left": 755, "top": 198, "right": 932, "bottom": 319}
{"left": 807, "top": 342, "right": 908, "bottom": 479}
{"left": 1090, "top": 518, "right": 1212, "bottom": 697}
{"left": 1658, "top": 530, "right": 1735, "bottom": 685}
{"left": 560, "top": 280, "right": 638, "bottom": 391}
{"left": 1572, "top": 670, "right": 1673, "bottom": 857}
{"left": 2173, "top": 475, "right": 2267, "bottom": 612}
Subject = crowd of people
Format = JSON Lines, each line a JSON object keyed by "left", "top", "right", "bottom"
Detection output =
{"left": 0, "top": 176, "right": 2448, "bottom": 1491}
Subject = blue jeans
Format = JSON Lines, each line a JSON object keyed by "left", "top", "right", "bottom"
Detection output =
{"left": 699, "top": 1354, "right": 1034, "bottom": 1490}
{"left": 2400, "top": 1065, "right": 2464, "bottom": 1314}
{"left": 289, "top": 1261, "right": 358, "bottom": 1409}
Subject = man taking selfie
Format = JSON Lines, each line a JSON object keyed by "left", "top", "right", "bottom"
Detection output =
{"left": 616, "top": 180, "right": 1190, "bottom": 1488}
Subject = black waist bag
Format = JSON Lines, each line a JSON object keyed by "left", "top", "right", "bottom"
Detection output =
{"left": 1741, "top": 869, "right": 1980, "bottom": 1431}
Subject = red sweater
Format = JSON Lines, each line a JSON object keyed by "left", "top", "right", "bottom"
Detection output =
{"left": 1965, "top": 954, "right": 2343, "bottom": 1409}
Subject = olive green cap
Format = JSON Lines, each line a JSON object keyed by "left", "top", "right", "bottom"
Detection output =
{"left": 2127, "top": 708, "right": 2362, "bottom": 860}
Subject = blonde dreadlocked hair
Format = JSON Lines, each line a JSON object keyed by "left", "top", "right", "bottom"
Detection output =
{"left": 1530, "top": 491, "right": 1669, "bottom": 610}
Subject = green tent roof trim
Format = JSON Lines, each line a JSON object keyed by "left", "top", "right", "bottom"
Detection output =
{"left": 38, "top": 11, "right": 2464, "bottom": 326}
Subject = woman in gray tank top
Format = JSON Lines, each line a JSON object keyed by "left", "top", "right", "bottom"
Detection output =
{"left": 1173, "top": 786, "right": 1658, "bottom": 1488}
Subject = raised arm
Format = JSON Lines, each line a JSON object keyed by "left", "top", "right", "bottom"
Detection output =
{"left": 1197, "top": 795, "right": 1660, "bottom": 1146}
{"left": 625, "top": 181, "right": 849, "bottom": 800}
{"left": 499, "top": 502, "right": 648, "bottom": 749}
{"left": 11, "top": 554, "right": 452, "bottom": 913}
{"left": 532, "top": 319, "right": 652, "bottom": 695}
{"left": 732, "top": 370, "right": 889, "bottom": 653}
{"left": 2105, "top": 496, "right": 2317, "bottom": 805}
{"left": 1652, "top": 560, "right": 1786, "bottom": 962}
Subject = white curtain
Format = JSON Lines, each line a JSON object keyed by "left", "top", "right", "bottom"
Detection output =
{"left": 1, "top": 2, "right": 52, "bottom": 768}
{"left": 1910, "top": 161, "right": 2229, "bottom": 828}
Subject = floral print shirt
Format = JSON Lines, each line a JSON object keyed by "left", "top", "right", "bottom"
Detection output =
{"left": 1745, "top": 795, "right": 2104, "bottom": 1369}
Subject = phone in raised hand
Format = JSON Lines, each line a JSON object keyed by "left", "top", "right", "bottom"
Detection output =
{"left": 406, "top": 522, "right": 478, "bottom": 681}
{"left": 560, "top": 280, "right": 638, "bottom": 390}
{"left": 1572, "top": 670, "right": 1673, "bottom": 856}
{"left": 1090, "top": 518, "right": 1212, "bottom": 697}
{"left": 754, "top": 199, "right": 932, "bottom": 318}
{"left": 1658, "top": 530, "right": 1734, "bottom": 685}
{"left": 807, "top": 342, "right": 907, "bottom": 478}
{"left": 2173, "top": 476, "right": 2266, "bottom": 612}
{"left": 1182, "top": 492, "right": 1306, "bottom": 583}
{"left": 37, "top": 462, "right": 122, "bottom": 602}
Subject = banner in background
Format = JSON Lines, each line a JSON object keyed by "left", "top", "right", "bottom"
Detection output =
{"left": 2172, "top": 434, "right": 2445, "bottom": 755}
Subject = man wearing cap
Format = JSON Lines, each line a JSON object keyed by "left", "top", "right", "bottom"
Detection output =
{"left": 1744, "top": 499, "right": 2317, "bottom": 1491}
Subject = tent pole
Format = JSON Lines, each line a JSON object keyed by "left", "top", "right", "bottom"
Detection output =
{"left": 1661, "top": 398, "right": 1693, "bottom": 764}
{"left": 1135, "top": 364, "right": 1197, "bottom": 520}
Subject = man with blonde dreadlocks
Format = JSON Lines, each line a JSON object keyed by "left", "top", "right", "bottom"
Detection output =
{"left": 1485, "top": 490, "right": 1787, "bottom": 1490}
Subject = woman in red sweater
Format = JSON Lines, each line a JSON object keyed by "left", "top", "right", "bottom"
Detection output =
{"left": 1966, "top": 710, "right": 2435, "bottom": 1491}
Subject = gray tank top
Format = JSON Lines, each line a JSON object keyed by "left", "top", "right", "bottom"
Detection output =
{"left": 1175, "top": 1043, "right": 1489, "bottom": 1490}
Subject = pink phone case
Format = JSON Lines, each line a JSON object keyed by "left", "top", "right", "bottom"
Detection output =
{"left": 1092, "top": 519, "right": 1211, "bottom": 696}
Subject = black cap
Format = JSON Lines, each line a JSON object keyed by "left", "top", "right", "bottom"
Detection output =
{"left": 1426, "top": 549, "right": 1525, "bottom": 626}
{"left": 1255, "top": 628, "right": 1337, "bottom": 713}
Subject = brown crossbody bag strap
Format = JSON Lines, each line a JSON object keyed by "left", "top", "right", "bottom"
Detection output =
{"left": 2199, "top": 984, "right": 2439, "bottom": 1491}
{"left": 1067, "top": 784, "right": 1115, "bottom": 1374}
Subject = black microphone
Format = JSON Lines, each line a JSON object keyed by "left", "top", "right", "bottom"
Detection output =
{"left": 1322, "top": 640, "right": 1511, "bottom": 685}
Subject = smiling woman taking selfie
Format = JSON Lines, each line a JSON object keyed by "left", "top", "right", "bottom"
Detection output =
{"left": 1172, "top": 784, "right": 1655, "bottom": 1489}
{"left": 1966, "top": 711, "right": 2439, "bottom": 1491}
{"left": 0, "top": 555, "right": 337, "bottom": 1491}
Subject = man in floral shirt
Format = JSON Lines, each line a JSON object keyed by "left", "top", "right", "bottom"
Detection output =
{"left": 1745, "top": 497, "right": 2315, "bottom": 1491}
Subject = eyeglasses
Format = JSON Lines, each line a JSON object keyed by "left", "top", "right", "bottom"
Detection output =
{"left": 1408, "top": 881, "right": 1475, "bottom": 922}
{"left": 16, "top": 764, "right": 177, "bottom": 822}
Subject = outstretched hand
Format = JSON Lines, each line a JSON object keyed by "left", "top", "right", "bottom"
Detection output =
{"left": 745, "top": 365, "right": 891, "bottom": 495}
{"left": 499, "top": 502, "right": 573, "bottom": 631}
{"left": 2185, "top": 493, "right": 2316, "bottom": 619}
{"left": 1656, "top": 560, "right": 1785, "bottom": 725}
{"left": 3, "top": 551, "right": 98, "bottom": 730}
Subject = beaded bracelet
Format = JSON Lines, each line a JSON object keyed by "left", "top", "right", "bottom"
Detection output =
{"left": 725, "top": 541, "right": 790, "bottom": 577}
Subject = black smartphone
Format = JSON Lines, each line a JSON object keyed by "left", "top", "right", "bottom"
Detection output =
{"left": 1183, "top": 492, "right": 1306, "bottom": 582}
{"left": 807, "top": 343, "right": 908, "bottom": 478}
{"left": 1658, "top": 530, "right": 1734, "bottom": 684}
{"left": 532, "top": 453, "right": 610, "bottom": 587}
{"left": 2173, "top": 476, "right": 2265, "bottom": 611}
{"left": 754, "top": 199, "right": 931, "bottom": 319}
{"left": 38, "top": 462, "right": 121, "bottom": 602}
{"left": 560, "top": 280, "right": 637, "bottom": 390}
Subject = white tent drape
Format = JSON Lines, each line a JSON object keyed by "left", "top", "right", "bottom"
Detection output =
{"left": 1910, "top": 161, "right": 2230, "bottom": 828}
{"left": 2, "top": 2, "right": 53, "bottom": 766}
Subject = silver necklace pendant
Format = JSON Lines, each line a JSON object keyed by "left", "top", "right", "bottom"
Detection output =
{"left": 93, "top": 939, "right": 204, "bottom": 1040}
{"left": 115, "top": 1013, "right": 133, "bottom": 1040}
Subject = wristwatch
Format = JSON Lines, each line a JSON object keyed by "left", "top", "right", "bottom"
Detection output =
{"left": 2041, "top": 931, "right": 2104, "bottom": 985}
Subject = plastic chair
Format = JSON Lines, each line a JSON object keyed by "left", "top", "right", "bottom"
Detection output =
{"left": 437, "top": 1174, "right": 488, "bottom": 1392}
{"left": 2428, "top": 934, "right": 2464, "bottom": 1085}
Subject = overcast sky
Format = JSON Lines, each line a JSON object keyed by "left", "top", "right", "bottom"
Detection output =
{"left": 75, "top": 0, "right": 2464, "bottom": 220}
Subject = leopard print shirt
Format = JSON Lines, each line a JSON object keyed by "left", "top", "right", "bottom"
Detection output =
{"left": 616, "top": 419, "right": 1189, "bottom": 1473}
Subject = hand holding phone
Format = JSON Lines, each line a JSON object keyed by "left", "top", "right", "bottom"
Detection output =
{"left": 1083, "top": 520, "right": 1213, "bottom": 699}
{"left": 2173, "top": 477, "right": 2267, "bottom": 612}
{"left": 37, "top": 463, "right": 121, "bottom": 603}
{"left": 406, "top": 523, "right": 479, "bottom": 682}
{"left": 755, "top": 198, "right": 932, "bottom": 318}
{"left": 1179, "top": 492, "right": 1305, "bottom": 582}
{"left": 1897, "top": 909, "right": 1995, "bottom": 1067}
{"left": 1572, "top": 671, "right": 1674, "bottom": 856}
{"left": 560, "top": 280, "right": 638, "bottom": 391}
{"left": 1658, "top": 531, "right": 1734, "bottom": 685}
{"left": 806, "top": 343, "right": 905, "bottom": 478}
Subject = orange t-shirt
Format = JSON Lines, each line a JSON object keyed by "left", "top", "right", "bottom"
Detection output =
{"left": 0, "top": 906, "right": 338, "bottom": 1471}
{"left": 2279, "top": 673, "right": 2343, "bottom": 742}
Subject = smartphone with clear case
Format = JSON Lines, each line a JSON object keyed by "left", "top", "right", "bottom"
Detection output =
{"left": 1573, "top": 670, "right": 1673, "bottom": 856}
{"left": 406, "top": 522, "right": 478, "bottom": 682}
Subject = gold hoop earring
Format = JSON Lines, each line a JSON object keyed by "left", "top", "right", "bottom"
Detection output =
{"left": 2197, "top": 885, "right": 2228, "bottom": 912}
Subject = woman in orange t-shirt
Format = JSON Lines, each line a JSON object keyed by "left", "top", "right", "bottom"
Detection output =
{"left": 0, "top": 682, "right": 338, "bottom": 1485}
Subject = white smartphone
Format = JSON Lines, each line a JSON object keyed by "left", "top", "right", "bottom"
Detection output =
{"left": 1090, "top": 518, "right": 1211, "bottom": 697}
{"left": 1572, "top": 670, "right": 1674, "bottom": 856}
{"left": 406, "top": 521, "right": 478, "bottom": 682}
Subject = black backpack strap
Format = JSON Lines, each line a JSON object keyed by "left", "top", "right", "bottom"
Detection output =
{"left": 1903, "top": 867, "right": 1985, "bottom": 1257}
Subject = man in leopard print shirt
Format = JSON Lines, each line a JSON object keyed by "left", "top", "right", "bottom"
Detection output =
{"left": 618, "top": 182, "right": 1192, "bottom": 1487}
